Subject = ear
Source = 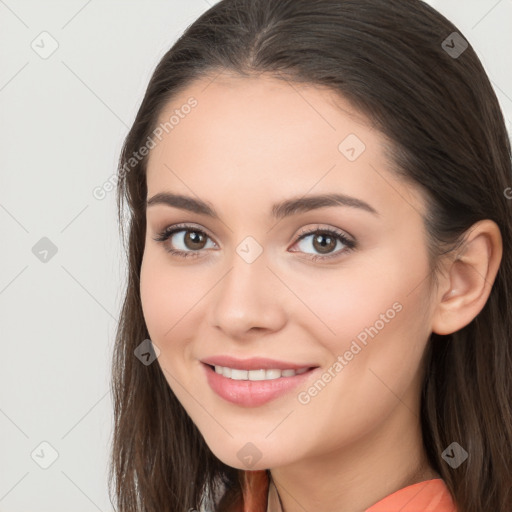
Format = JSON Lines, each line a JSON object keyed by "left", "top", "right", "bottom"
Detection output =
{"left": 431, "top": 220, "right": 503, "bottom": 335}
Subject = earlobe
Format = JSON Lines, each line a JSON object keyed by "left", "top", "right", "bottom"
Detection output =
{"left": 431, "top": 220, "right": 503, "bottom": 336}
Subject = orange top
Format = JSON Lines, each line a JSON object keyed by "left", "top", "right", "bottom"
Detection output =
{"left": 266, "top": 478, "right": 457, "bottom": 512}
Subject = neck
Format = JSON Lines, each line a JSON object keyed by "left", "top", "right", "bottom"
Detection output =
{"left": 269, "top": 399, "right": 438, "bottom": 512}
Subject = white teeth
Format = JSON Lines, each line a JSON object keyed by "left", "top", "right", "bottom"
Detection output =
{"left": 265, "top": 369, "right": 282, "bottom": 380}
{"left": 248, "top": 369, "right": 267, "bottom": 380}
{"left": 230, "top": 368, "right": 248, "bottom": 380}
{"left": 213, "top": 365, "right": 310, "bottom": 380}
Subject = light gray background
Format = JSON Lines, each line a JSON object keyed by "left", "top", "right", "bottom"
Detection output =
{"left": 0, "top": 1, "right": 511, "bottom": 511}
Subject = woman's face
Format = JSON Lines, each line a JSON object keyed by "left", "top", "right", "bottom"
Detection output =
{"left": 140, "top": 72, "right": 437, "bottom": 471}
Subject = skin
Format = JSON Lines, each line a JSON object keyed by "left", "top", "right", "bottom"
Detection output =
{"left": 139, "top": 71, "right": 502, "bottom": 512}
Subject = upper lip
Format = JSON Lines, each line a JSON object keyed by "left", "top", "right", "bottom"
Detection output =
{"left": 201, "top": 355, "right": 319, "bottom": 371}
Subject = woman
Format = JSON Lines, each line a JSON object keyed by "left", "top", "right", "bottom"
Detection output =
{"left": 109, "top": 0, "right": 512, "bottom": 511}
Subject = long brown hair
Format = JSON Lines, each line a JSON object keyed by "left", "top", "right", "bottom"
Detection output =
{"left": 109, "top": 1, "right": 512, "bottom": 510}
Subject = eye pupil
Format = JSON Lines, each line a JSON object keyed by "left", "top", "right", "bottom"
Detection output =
{"left": 185, "top": 231, "right": 206, "bottom": 250}
{"left": 313, "top": 233, "right": 336, "bottom": 254}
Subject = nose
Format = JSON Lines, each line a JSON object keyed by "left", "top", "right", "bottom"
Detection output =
{"left": 210, "top": 247, "right": 288, "bottom": 339}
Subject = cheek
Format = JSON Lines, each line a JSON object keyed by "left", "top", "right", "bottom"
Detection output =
{"left": 140, "top": 252, "right": 167, "bottom": 339}
{"left": 291, "top": 244, "right": 432, "bottom": 413}
{"left": 139, "top": 248, "right": 215, "bottom": 365}
{"left": 139, "top": 252, "right": 197, "bottom": 401}
{"left": 292, "top": 246, "right": 432, "bottom": 413}
{"left": 140, "top": 250, "right": 190, "bottom": 346}
{"left": 300, "top": 253, "right": 427, "bottom": 352}
{"left": 294, "top": 265, "right": 412, "bottom": 355}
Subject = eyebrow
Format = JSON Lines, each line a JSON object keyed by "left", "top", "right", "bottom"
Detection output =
{"left": 146, "top": 192, "right": 379, "bottom": 219}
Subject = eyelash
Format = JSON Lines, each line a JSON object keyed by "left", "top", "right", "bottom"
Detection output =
{"left": 152, "top": 223, "right": 356, "bottom": 262}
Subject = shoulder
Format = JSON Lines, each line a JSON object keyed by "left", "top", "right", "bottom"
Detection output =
{"left": 365, "top": 478, "right": 457, "bottom": 512}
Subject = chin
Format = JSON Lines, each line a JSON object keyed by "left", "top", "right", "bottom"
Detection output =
{"left": 204, "top": 439, "right": 291, "bottom": 472}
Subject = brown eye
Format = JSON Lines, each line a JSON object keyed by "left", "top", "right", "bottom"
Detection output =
{"left": 291, "top": 227, "right": 356, "bottom": 261}
{"left": 183, "top": 230, "right": 207, "bottom": 250}
{"left": 153, "top": 225, "right": 216, "bottom": 258}
{"left": 311, "top": 233, "right": 338, "bottom": 254}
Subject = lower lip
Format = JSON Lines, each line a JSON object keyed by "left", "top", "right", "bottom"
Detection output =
{"left": 202, "top": 363, "right": 318, "bottom": 407}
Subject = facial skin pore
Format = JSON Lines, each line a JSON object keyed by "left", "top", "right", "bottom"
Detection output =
{"left": 139, "top": 72, "right": 502, "bottom": 512}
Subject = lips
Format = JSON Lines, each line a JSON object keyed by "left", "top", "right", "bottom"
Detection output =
{"left": 200, "top": 355, "right": 319, "bottom": 371}
{"left": 202, "top": 362, "right": 319, "bottom": 407}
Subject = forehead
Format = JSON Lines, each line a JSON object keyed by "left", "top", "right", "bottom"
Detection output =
{"left": 150, "top": 72, "right": 374, "bottom": 163}
{"left": 145, "top": 72, "right": 423, "bottom": 217}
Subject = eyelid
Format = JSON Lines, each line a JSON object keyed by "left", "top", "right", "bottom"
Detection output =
{"left": 153, "top": 222, "right": 356, "bottom": 260}
{"left": 153, "top": 222, "right": 216, "bottom": 241}
{"left": 153, "top": 222, "right": 354, "bottom": 243}
{"left": 289, "top": 225, "right": 356, "bottom": 261}
{"left": 295, "top": 223, "right": 355, "bottom": 243}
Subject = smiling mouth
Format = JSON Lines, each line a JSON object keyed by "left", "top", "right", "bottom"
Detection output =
{"left": 205, "top": 363, "right": 316, "bottom": 381}
{"left": 202, "top": 362, "right": 320, "bottom": 407}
